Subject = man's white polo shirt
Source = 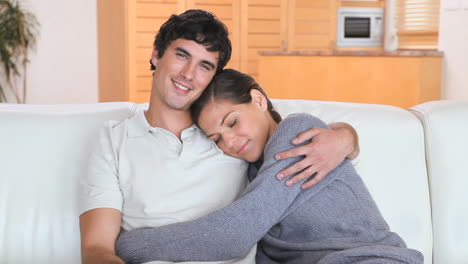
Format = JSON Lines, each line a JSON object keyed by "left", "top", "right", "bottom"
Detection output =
{"left": 80, "top": 110, "right": 256, "bottom": 263}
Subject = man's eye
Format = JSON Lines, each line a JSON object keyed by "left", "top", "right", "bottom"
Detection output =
{"left": 177, "top": 53, "right": 187, "bottom": 59}
{"left": 200, "top": 64, "right": 210, "bottom": 71}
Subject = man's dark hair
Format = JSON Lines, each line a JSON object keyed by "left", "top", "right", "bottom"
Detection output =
{"left": 191, "top": 69, "right": 282, "bottom": 126}
{"left": 150, "top": 9, "right": 231, "bottom": 73}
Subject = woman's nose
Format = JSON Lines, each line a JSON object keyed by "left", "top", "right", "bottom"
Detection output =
{"left": 224, "top": 133, "right": 238, "bottom": 152}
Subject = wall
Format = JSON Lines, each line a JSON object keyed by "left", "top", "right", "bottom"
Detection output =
{"left": 438, "top": 0, "right": 468, "bottom": 100}
{"left": 14, "top": 0, "right": 98, "bottom": 104}
{"left": 4, "top": 0, "right": 465, "bottom": 104}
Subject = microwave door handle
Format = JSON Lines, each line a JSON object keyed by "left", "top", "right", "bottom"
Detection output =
{"left": 373, "top": 16, "right": 383, "bottom": 39}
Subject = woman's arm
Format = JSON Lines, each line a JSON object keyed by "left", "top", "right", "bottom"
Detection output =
{"left": 115, "top": 114, "right": 330, "bottom": 263}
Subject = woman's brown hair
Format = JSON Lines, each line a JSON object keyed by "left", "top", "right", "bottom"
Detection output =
{"left": 191, "top": 69, "right": 282, "bottom": 126}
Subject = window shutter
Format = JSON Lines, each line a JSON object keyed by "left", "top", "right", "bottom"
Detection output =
{"left": 395, "top": 0, "right": 440, "bottom": 49}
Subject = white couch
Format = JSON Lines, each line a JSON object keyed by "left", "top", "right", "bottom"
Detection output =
{"left": 0, "top": 99, "right": 467, "bottom": 264}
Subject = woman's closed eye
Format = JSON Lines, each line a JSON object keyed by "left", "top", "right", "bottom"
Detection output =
{"left": 210, "top": 136, "right": 220, "bottom": 144}
{"left": 229, "top": 119, "right": 237, "bottom": 128}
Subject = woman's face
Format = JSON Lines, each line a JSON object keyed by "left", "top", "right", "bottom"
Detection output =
{"left": 198, "top": 91, "right": 276, "bottom": 162}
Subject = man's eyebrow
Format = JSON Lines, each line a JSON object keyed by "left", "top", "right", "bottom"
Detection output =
{"left": 175, "top": 47, "right": 216, "bottom": 70}
{"left": 175, "top": 47, "right": 190, "bottom": 57}
{"left": 201, "top": 60, "right": 216, "bottom": 70}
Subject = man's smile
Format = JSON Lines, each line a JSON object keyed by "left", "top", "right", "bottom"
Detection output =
{"left": 173, "top": 80, "right": 191, "bottom": 92}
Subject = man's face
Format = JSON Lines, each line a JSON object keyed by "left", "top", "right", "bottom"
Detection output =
{"left": 151, "top": 39, "right": 219, "bottom": 111}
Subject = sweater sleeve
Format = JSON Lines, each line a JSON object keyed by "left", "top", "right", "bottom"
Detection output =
{"left": 116, "top": 113, "right": 329, "bottom": 263}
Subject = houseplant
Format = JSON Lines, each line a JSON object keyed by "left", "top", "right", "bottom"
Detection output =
{"left": 0, "top": 0, "right": 38, "bottom": 103}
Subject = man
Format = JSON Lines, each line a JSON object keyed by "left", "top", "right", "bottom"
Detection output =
{"left": 79, "top": 10, "right": 358, "bottom": 264}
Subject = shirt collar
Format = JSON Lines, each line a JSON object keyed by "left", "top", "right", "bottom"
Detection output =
{"left": 127, "top": 110, "right": 198, "bottom": 138}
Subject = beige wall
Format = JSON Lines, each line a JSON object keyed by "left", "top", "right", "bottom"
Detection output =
{"left": 438, "top": 1, "right": 468, "bottom": 100}
{"left": 21, "top": 0, "right": 98, "bottom": 104}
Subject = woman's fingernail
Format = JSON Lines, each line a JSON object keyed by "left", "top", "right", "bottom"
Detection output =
{"left": 292, "top": 138, "right": 299, "bottom": 144}
{"left": 277, "top": 173, "right": 284, "bottom": 180}
{"left": 275, "top": 154, "right": 281, "bottom": 160}
{"left": 286, "top": 180, "right": 293, "bottom": 186}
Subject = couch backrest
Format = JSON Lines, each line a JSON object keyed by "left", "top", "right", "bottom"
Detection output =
{"left": 0, "top": 103, "right": 136, "bottom": 264}
{"left": 273, "top": 99, "right": 433, "bottom": 263}
{"left": 0, "top": 100, "right": 433, "bottom": 263}
{"left": 411, "top": 100, "right": 468, "bottom": 264}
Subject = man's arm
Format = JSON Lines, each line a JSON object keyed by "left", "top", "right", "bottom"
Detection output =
{"left": 275, "top": 122, "right": 359, "bottom": 189}
{"left": 80, "top": 208, "right": 124, "bottom": 264}
{"left": 329, "top": 122, "right": 359, "bottom": 159}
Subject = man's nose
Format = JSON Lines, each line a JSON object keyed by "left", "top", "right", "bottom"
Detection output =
{"left": 181, "top": 62, "right": 196, "bottom": 81}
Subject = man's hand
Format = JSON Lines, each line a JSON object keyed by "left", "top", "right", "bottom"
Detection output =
{"left": 275, "top": 122, "right": 359, "bottom": 190}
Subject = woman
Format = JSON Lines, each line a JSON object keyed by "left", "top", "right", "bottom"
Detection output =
{"left": 116, "top": 69, "right": 423, "bottom": 264}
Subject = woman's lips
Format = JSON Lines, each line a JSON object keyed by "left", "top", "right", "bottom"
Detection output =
{"left": 237, "top": 140, "right": 250, "bottom": 155}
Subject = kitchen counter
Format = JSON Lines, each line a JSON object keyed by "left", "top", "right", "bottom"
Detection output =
{"left": 257, "top": 50, "right": 443, "bottom": 108}
{"left": 259, "top": 50, "right": 443, "bottom": 57}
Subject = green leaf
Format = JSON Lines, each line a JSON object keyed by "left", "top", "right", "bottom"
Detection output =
{"left": 0, "top": 0, "right": 39, "bottom": 103}
{"left": 0, "top": 83, "right": 6, "bottom": 102}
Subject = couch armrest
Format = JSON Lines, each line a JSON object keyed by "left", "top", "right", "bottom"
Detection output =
{"left": 411, "top": 100, "right": 468, "bottom": 264}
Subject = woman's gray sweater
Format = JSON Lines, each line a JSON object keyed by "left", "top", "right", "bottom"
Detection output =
{"left": 116, "top": 113, "right": 424, "bottom": 264}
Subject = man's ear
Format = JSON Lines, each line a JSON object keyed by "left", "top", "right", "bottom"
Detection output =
{"left": 250, "top": 89, "right": 268, "bottom": 112}
{"left": 151, "top": 49, "right": 159, "bottom": 67}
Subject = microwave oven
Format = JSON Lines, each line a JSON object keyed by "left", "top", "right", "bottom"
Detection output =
{"left": 336, "top": 8, "right": 384, "bottom": 47}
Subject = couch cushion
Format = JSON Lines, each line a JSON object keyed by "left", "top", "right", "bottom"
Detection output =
{"left": 273, "top": 99, "right": 433, "bottom": 263}
{"left": 0, "top": 103, "right": 135, "bottom": 264}
{"left": 410, "top": 100, "right": 468, "bottom": 264}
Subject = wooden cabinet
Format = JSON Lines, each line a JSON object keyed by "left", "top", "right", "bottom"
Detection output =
{"left": 286, "top": 0, "right": 336, "bottom": 51}
{"left": 97, "top": 0, "right": 337, "bottom": 102}
{"left": 241, "top": 0, "right": 336, "bottom": 78}
{"left": 98, "top": 0, "right": 431, "bottom": 108}
{"left": 258, "top": 51, "right": 442, "bottom": 108}
{"left": 240, "top": 0, "right": 286, "bottom": 79}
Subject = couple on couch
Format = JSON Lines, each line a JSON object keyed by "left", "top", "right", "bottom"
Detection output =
{"left": 79, "top": 9, "right": 423, "bottom": 264}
